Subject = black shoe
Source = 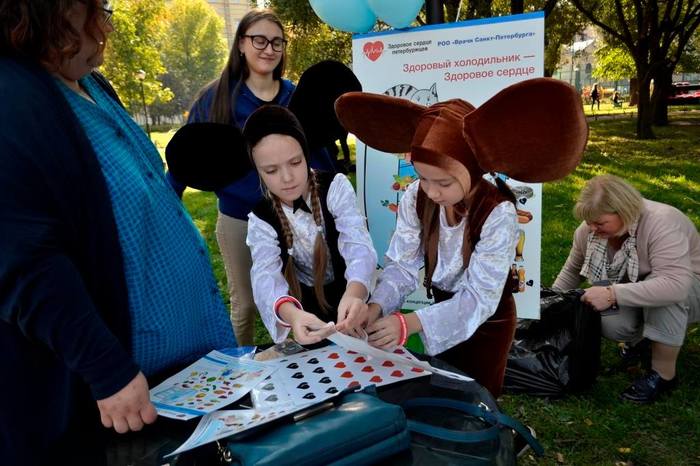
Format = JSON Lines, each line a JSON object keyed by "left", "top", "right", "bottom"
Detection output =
{"left": 620, "top": 370, "right": 678, "bottom": 404}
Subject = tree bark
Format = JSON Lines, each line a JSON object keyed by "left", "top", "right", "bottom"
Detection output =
{"left": 636, "top": 74, "right": 655, "bottom": 139}
{"left": 651, "top": 65, "right": 673, "bottom": 126}
{"left": 629, "top": 77, "right": 639, "bottom": 106}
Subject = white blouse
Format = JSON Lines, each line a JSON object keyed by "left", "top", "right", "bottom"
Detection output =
{"left": 369, "top": 180, "right": 518, "bottom": 355}
{"left": 246, "top": 173, "right": 378, "bottom": 343}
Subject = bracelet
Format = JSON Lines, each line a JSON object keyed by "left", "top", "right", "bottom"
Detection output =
{"left": 392, "top": 311, "right": 408, "bottom": 346}
{"left": 606, "top": 286, "right": 619, "bottom": 310}
{"left": 274, "top": 296, "right": 302, "bottom": 328}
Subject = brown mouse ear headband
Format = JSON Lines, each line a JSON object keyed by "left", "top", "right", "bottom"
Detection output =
{"left": 463, "top": 78, "right": 588, "bottom": 182}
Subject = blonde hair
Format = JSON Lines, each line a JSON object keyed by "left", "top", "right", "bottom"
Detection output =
{"left": 574, "top": 175, "right": 644, "bottom": 228}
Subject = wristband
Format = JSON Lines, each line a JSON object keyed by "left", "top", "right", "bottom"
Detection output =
{"left": 274, "top": 296, "right": 302, "bottom": 328}
{"left": 392, "top": 311, "right": 408, "bottom": 346}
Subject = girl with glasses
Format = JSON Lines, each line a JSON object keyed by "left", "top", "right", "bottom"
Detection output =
{"left": 166, "top": 9, "right": 337, "bottom": 347}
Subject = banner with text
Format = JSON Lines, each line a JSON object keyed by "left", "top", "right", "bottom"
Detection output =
{"left": 352, "top": 12, "right": 545, "bottom": 318}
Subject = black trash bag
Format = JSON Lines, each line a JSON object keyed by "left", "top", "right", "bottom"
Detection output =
{"left": 504, "top": 287, "right": 601, "bottom": 397}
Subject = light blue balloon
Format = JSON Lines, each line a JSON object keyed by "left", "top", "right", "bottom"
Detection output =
{"left": 367, "top": 0, "right": 423, "bottom": 29}
{"left": 309, "top": 0, "right": 377, "bottom": 33}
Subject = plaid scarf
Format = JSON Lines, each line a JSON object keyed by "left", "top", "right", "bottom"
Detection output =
{"left": 580, "top": 221, "right": 639, "bottom": 284}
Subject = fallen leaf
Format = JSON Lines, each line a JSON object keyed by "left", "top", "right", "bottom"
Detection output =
{"left": 618, "top": 447, "right": 632, "bottom": 454}
{"left": 556, "top": 452, "right": 565, "bottom": 463}
{"left": 584, "top": 418, "right": 593, "bottom": 426}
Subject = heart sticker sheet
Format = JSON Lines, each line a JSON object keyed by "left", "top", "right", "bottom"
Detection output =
{"left": 250, "top": 344, "right": 428, "bottom": 410}
{"left": 328, "top": 332, "right": 474, "bottom": 383}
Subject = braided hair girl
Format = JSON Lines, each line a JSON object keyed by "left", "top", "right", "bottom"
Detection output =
{"left": 243, "top": 106, "right": 377, "bottom": 345}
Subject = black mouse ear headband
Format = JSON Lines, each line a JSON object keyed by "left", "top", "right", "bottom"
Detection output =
{"left": 165, "top": 60, "right": 362, "bottom": 192}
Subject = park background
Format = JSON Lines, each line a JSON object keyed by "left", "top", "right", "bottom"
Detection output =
{"left": 105, "top": 1, "right": 699, "bottom": 464}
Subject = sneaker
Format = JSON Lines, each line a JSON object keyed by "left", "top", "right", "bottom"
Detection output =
{"left": 620, "top": 370, "right": 678, "bottom": 404}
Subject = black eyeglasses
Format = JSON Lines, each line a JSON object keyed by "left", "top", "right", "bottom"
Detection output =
{"left": 101, "top": 1, "right": 114, "bottom": 25}
{"left": 78, "top": 0, "right": 113, "bottom": 25}
{"left": 242, "top": 35, "right": 287, "bottom": 52}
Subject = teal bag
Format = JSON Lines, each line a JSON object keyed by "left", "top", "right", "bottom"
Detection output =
{"left": 220, "top": 389, "right": 410, "bottom": 466}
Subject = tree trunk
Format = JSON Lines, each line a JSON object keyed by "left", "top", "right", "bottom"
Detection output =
{"left": 636, "top": 75, "right": 655, "bottom": 139}
{"left": 629, "top": 78, "right": 639, "bottom": 106}
{"left": 651, "top": 66, "right": 673, "bottom": 126}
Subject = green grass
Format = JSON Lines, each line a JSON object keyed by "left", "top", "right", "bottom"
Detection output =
{"left": 156, "top": 112, "right": 700, "bottom": 465}
{"left": 508, "top": 113, "right": 700, "bottom": 466}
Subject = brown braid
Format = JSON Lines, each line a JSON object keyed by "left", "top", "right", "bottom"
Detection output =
{"left": 309, "top": 171, "right": 330, "bottom": 312}
{"left": 418, "top": 191, "right": 440, "bottom": 299}
{"left": 271, "top": 196, "right": 302, "bottom": 301}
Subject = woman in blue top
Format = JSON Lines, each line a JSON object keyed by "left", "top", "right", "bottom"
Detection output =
{"left": 168, "top": 10, "right": 334, "bottom": 345}
{"left": 1, "top": 1, "right": 236, "bottom": 463}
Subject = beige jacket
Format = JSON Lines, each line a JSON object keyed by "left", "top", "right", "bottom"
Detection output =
{"left": 553, "top": 199, "right": 700, "bottom": 307}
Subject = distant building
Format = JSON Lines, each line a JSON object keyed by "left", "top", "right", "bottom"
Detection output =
{"left": 206, "top": 0, "right": 253, "bottom": 47}
{"left": 554, "top": 26, "right": 604, "bottom": 94}
{"left": 554, "top": 25, "right": 699, "bottom": 99}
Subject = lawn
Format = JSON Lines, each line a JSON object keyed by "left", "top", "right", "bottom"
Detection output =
{"left": 156, "top": 110, "right": 700, "bottom": 465}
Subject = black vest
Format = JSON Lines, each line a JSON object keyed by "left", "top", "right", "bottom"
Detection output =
{"left": 251, "top": 171, "right": 347, "bottom": 320}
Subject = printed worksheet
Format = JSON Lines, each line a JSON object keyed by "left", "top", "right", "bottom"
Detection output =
{"left": 150, "top": 350, "right": 275, "bottom": 420}
{"left": 164, "top": 404, "right": 299, "bottom": 457}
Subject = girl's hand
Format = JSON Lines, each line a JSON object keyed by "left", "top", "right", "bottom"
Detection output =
{"left": 335, "top": 282, "right": 370, "bottom": 332}
{"left": 288, "top": 310, "right": 334, "bottom": 345}
{"left": 336, "top": 295, "right": 368, "bottom": 333}
{"left": 367, "top": 314, "right": 402, "bottom": 350}
{"left": 366, "top": 303, "right": 383, "bottom": 327}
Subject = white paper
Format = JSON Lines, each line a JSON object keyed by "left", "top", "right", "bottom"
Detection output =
{"left": 164, "top": 405, "right": 298, "bottom": 457}
{"left": 150, "top": 350, "right": 276, "bottom": 420}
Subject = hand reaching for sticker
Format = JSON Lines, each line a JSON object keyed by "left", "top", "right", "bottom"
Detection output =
{"left": 367, "top": 314, "right": 402, "bottom": 350}
{"left": 286, "top": 309, "right": 335, "bottom": 345}
{"left": 335, "top": 282, "right": 369, "bottom": 333}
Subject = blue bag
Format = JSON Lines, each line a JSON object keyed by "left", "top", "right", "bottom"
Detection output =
{"left": 220, "top": 388, "right": 410, "bottom": 466}
{"left": 378, "top": 357, "right": 543, "bottom": 465}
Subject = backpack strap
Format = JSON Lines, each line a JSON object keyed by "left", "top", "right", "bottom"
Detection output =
{"left": 402, "top": 397, "right": 544, "bottom": 456}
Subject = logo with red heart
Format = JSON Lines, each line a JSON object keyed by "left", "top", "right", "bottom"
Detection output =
{"left": 363, "top": 41, "right": 384, "bottom": 62}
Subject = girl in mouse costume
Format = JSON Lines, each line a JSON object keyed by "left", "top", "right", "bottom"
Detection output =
{"left": 335, "top": 78, "right": 587, "bottom": 396}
